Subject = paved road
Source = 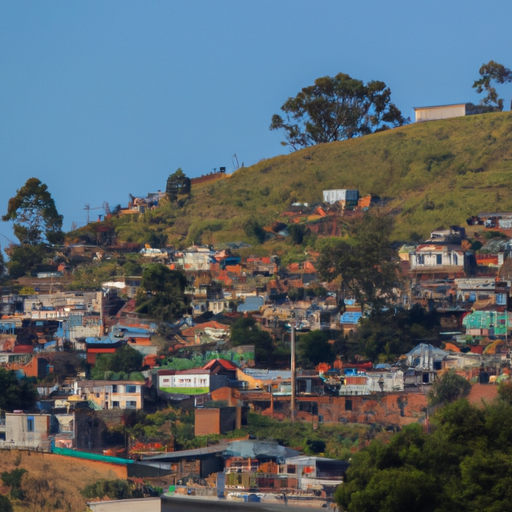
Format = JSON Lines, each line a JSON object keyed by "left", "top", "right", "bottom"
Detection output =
{"left": 161, "top": 496, "right": 329, "bottom": 512}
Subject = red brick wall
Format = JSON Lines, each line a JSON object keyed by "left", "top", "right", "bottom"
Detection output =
{"left": 195, "top": 408, "right": 220, "bottom": 436}
{"left": 258, "top": 392, "right": 428, "bottom": 426}
{"left": 210, "top": 387, "right": 239, "bottom": 406}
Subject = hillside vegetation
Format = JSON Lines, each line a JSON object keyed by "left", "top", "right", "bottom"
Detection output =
{"left": 108, "top": 112, "right": 512, "bottom": 246}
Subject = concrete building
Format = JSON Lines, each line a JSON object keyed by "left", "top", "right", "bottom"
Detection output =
{"left": 88, "top": 498, "right": 160, "bottom": 512}
{"left": 0, "top": 412, "right": 54, "bottom": 450}
{"left": 409, "top": 243, "right": 468, "bottom": 276}
{"left": 322, "top": 189, "right": 359, "bottom": 205}
{"left": 283, "top": 456, "right": 348, "bottom": 494}
{"left": 194, "top": 407, "right": 240, "bottom": 436}
{"left": 74, "top": 380, "right": 145, "bottom": 410}
{"left": 158, "top": 369, "right": 210, "bottom": 395}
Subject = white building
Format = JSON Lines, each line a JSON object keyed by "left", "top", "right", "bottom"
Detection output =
{"left": 158, "top": 369, "right": 210, "bottom": 394}
{"left": 322, "top": 189, "right": 359, "bottom": 205}
{"left": 409, "top": 244, "right": 467, "bottom": 273}
{"left": 414, "top": 103, "right": 467, "bottom": 123}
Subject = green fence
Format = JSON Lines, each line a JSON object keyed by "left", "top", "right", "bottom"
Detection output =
{"left": 52, "top": 447, "right": 134, "bottom": 465}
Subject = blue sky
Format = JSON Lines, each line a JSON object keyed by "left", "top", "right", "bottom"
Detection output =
{"left": 1, "top": 0, "right": 511, "bottom": 244}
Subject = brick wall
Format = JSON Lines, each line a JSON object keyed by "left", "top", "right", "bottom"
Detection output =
{"left": 258, "top": 392, "right": 428, "bottom": 426}
{"left": 195, "top": 408, "right": 220, "bottom": 436}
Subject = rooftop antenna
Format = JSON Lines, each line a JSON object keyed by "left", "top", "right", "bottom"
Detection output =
{"left": 232, "top": 154, "right": 240, "bottom": 170}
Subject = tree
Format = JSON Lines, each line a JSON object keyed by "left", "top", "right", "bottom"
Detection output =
{"left": 4, "top": 243, "right": 49, "bottom": 279}
{"left": 270, "top": 73, "right": 406, "bottom": 150}
{"left": 353, "top": 305, "right": 440, "bottom": 362}
{"left": 428, "top": 370, "right": 471, "bottom": 405}
{"left": 122, "top": 259, "right": 142, "bottom": 276}
{"left": 91, "top": 345, "right": 144, "bottom": 379}
{"left": 473, "top": 60, "right": 512, "bottom": 111}
{"left": 288, "top": 224, "right": 308, "bottom": 245}
{"left": 287, "top": 287, "right": 305, "bottom": 302}
{"left": 335, "top": 399, "right": 512, "bottom": 512}
{"left": 166, "top": 168, "right": 191, "bottom": 202}
{"left": 230, "top": 316, "right": 274, "bottom": 363}
{"left": 1, "top": 469, "right": 27, "bottom": 500}
{"left": 497, "top": 380, "right": 512, "bottom": 404}
{"left": 0, "top": 368, "right": 37, "bottom": 411}
{"left": 0, "top": 495, "right": 13, "bottom": 512}
{"left": 82, "top": 479, "right": 139, "bottom": 500}
{"left": 136, "top": 264, "right": 190, "bottom": 322}
{"left": 243, "top": 219, "right": 266, "bottom": 244}
{"left": 317, "top": 214, "right": 401, "bottom": 311}
{"left": 2, "top": 178, "right": 63, "bottom": 245}
{"left": 297, "top": 330, "right": 334, "bottom": 368}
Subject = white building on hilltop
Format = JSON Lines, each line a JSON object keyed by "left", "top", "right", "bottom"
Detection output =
{"left": 322, "top": 189, "right": 358, "bottom": 205}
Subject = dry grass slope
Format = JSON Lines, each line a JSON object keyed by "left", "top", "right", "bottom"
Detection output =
{"left": 0, "top": 450, "right": 127, "bottom": 511}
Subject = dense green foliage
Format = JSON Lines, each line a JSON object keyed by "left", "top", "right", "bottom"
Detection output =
{"left": 166, "top": 168, "right": 191, "bottom": 202}
{"left": 69, "top": 260, "right": 122, "bottom": 290}
{"left": 0, "top": 495, "right": 13, "bottom": 512}
{"left": 350, "top": 305, "right": 440, "bottom": 362}
{"left": 429, "top": 370, "right": 471, "bottom": 405}
{"left": 318, "top": 214, "right": 400, "bottom": 311}
{"left": 127, "top": 408, "right": 196, "bottom": 450}
{"left": 90, "top": 345, "right": 144, "bottom": 380}
{"left": 336, "top": 399, "right": 512, "bottom": 512}
{"left": 136, "top": 264, "right": 190, "bottom": 321}
{"left": 473, "top": 60, "right": 512, "bottom": 111}
{"left": 270, "top": 72, "right": 406, "bottom": 149}
{"left": 1, "top": 468, "right": 27, "bottom": 500}
{"left": 81, "top": 479, "right": 141, "bottom": 500}
{"left": 240, "top": 412, "right": 370, "bottom": 459}
{"left": 297, "top": 330, "right": 334, "bottom": 368}
{"left": 0, "top": 369, "right": 37, "bottom": 412}
{"left": 288, "top": 223, "right": 309, "bottom": 245}
{"left": 497, "top": 380, "right": 512, "bottom": 403}
{"left": 3, "top": 243, "right": 50, "bottom": 278}
{"left": 2, "top": 178, "right": 63, "bottom": 245}
{"left": 230, "top": 315, "right": 275, "bottom": 363}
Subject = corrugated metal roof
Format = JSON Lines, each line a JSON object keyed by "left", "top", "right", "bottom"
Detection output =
{"left": 413, "top": 103, "right": 466, "bottom": 110}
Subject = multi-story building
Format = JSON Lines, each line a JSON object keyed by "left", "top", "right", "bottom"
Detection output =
{"left": 74, "top": 380, "right": 145, "bottom": 410}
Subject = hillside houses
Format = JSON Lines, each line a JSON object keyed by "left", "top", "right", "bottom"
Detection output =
{"left": 4, "top": 203, "right": 512, "bottom": 493}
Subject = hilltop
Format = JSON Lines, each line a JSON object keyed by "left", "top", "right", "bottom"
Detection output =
{"left": 91, "top": 111, "right": 512, "bottom": 248}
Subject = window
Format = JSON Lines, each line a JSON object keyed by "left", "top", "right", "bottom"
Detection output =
{"left": 436, "top": 254, "right": 442, "bottom": 265}
{"left": 417, "top": 255, "right": 424, "bottom": 265}
{"left": 27, "top": 417, "right": 34, "bottom": 432}
{"left": 112, "top": 385, "right": 118, "bottom": 393}
{"left": 125, "top": 385, "right": 136, "bottom": 394}
{"left": 453, "top": 253, "right": 458, "bottom": 265}
{"left": 345, "top": 400, "right": 353, "bottom": 411}
{"left": 125, "top": 401, "right": 137, "bottom": 409}
{"left": 112, "top": 401, "right": 120, "bottom": 408}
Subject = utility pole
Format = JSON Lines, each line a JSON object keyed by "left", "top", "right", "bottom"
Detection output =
{"left": 290, "top": 311, "right": 296, "bottom": 423}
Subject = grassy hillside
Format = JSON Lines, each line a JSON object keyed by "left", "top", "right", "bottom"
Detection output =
{"left": 108, "top": 111, "right": 512, "bottom": 246}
